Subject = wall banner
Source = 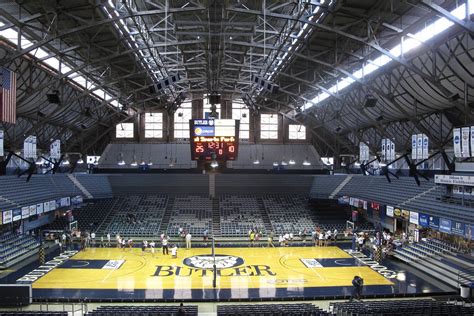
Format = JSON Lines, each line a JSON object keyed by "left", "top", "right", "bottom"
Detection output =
{"left": 439, "top": 218, "right": 452, "bottom": 233}
{"left": 409, "top": 211, "right": 419, "bottom": 225}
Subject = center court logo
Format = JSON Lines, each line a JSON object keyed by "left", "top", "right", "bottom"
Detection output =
{"left": 183, "top": 254, "right": 244, "bottom": 270}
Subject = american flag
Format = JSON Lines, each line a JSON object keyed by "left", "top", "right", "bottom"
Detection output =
{"left": 0, "top": 67, "right": 17, "bottom": 124}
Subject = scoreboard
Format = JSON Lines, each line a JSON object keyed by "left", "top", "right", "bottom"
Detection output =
{"left": 190, "top": 119, "right": 239, "bottom": 161}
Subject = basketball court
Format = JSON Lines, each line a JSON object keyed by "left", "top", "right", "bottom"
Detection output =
{"left": 21, "top": 246, "right": 450, "bottom": 301}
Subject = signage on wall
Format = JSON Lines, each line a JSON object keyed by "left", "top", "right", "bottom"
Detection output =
{"left": 439, "top": 218, "right": 452, "bottom": 233}
{"left": 418, "top": 213, "right": 429, "bottom": 227}
{"left": 386, "top": 206, "right": 394, "bottom": 218}
{"left": 409, "top": 211, "right": 419, "bottom": 225}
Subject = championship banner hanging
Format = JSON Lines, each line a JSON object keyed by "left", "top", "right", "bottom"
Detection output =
{"left": 422, "top": 134, "right": 429, "bottom": 159}
{"left": 50, "top": 139, "right": 61, "bottom": 160}
{"left": 416, "top": 134, "right": 423, "bottom": 159}
{"left": 453, "top": 128, "right": 461, "bottom": 157}
{"left": 411, "top": 135, "right": 417, "bottom": 160}
{"left": 461, "top": 127, "right": 470, "bottom": 158}
{"left": 471, "top": 126, "right": 474, "bottom": 157}
{"left": 0, "top": 129, "right": 3, "bottom": 157}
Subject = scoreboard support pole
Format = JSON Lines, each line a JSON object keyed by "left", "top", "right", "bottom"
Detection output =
{"left": 212, "top": 236, "right": 217, "bottom": 288}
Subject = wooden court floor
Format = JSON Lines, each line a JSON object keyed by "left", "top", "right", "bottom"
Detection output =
{"left": 32, "top": 246, "right": 392, "bottom": 292}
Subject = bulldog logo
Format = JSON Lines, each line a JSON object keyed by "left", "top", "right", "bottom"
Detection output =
{"left": 183, "top": 254, "right": 244, "bottom": 270}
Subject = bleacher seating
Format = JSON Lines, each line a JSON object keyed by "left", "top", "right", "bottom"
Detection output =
{"left": 0, "top": 232, "right": 39, "bottom": 267}
{"left": 309, "top": 175, "right": 348, "bottom": 199}
{"left": 218, "top": 303, "right": 330, "bottom": 315}
{"left": 394, "top": 238, "right": 474, "bottom": 288}
{"left": 99, "top": 195, "right": 167, "bottom": 237}
{"left": 85, "top": 305, "right": 198, "bottom": 316}
{"left": 330, "top": 299, "right": 474, "bottom": 315}
{"left": 310, "top": 175, "right": 474, "bottom": 224}
{"left": 0, "top": 312, "right": 68, "bottom": 316}
{"left": 74, "top": 199, "right": 118, "bottom": 233}
{"left": 167, "top": 195, "right": 212, "bottom": 236}
{"left": 263, "top": 194, "right": 315, "bottom": 235}
{"left": 74, "top": 174, "right": 113, "bottom": 199}
{"left": 219, "top": 195, "right": 267, "bottom": 236}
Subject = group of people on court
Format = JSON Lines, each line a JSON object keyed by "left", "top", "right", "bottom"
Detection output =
{"left": 246, "top": 227, "right": 339, "bottom": 247}
{"left": 112, "top": 233, "right": 179, "bottom": 258}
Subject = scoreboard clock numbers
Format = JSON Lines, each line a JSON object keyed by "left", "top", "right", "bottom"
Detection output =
{"left": 189, "top": 119, "right": 240, "bottom": 161}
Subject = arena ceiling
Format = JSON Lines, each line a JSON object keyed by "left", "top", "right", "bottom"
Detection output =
{"left": 0, "top": 0, "right": 472, "bottom": 157}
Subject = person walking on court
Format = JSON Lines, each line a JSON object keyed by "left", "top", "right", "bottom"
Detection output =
{"left": 91, "top": 231, "right": 96, "bottom": 248}
{"left": 162, "top": 235, "right": 169, "bottom": 255}
{"left": 350, "top": 275, "right": 364, "bottom": 301}
{"left": 267, "top": 231, "right": 274, "bottom": 247}
{"left": 149, "top": 241, "right": 156, "bottom": 256}
{"left": 185, "top": 232, "right": 192, "bottom": 249}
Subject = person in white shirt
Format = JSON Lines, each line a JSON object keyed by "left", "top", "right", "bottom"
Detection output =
{"left": 318, "top": 231, "right": 324, "bottom": 247}
{"left": 106, "top": 233, "right": 111, "bottom": 247}
{"left": 162, "top": 236, "right": 169, "bottom": 255}
{"left": 278, "top": 235, "right": 284, "bottom": 247}
{"left": 357, "top": 235, "right": 364, "bottom": 251}
{"left": 325, "top": 230, "right": 332, "bottom": 246}
{"left": 171, "top": 244, "right": 178, "bottom": 258}
{"left": 185, "top": 232, "right": 192, "bottom": 249}
{"left": 149, "top": 241, "right": 155, "bottom": 254}
{"left": 91, "top": 232, "right": 96, "bottom": 247}
{"left": 333, "top": 229, "right": 338, "bottom": 243}
{"left": 121, "top": 238, "right": 126, "bottom": 249}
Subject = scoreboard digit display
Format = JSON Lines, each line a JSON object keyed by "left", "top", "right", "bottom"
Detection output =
{"left": 190, "top": 119, "right": 239, "bottom": 161}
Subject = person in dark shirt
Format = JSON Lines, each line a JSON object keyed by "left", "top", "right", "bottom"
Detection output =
{"left": 350, "top": 275, "right": 364, "bottom": 301}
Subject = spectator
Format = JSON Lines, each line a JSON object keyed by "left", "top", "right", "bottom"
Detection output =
{"left": 267, "top": 231, "right": 274, "bottom": 247}
{"left": 171, "top": 244, "right": 178, "bottom": 258}
{"left": 350, "top": 275, "right": 364, "bottom": 301}
{"left": 162, "top": 235, "right": 169, "bottom": 255}
{"left": 90, "top": 231, "right": 96, "bottom": 248}
{"left": 249, "top": 230, "right": 255, "bottom": 247}
{"left": 177, "top": 302, "right": 186, "bottom": 316}
{"left": 149, "top": 241, "right": 156, "bottom": 255}
{"left": 185, "top": 232, "right": 192, "bottom": 249}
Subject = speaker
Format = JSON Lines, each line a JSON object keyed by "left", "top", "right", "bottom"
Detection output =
{"left": 209, "top": 94, "right": 220, "bottom": 104}
{"left": 364, "top": 96, "right": 377, "bottom": 108}
{"left": 47, "top": 92, "right": 60, "bottom": 104}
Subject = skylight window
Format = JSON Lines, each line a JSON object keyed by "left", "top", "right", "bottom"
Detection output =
{"left": 0, "top": 22, "right": 123, "bottom": 108}
{"left": 304, "top": 3, "right": 471, "bottom": 111}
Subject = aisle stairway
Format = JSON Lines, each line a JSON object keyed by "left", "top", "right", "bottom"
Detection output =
{"left": 212, "top": 197, "right": 220, "bottom": 236}
{"left": 158, "top": 196, "right": 174, "bottom": 235}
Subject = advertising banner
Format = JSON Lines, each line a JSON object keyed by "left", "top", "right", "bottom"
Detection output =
{"left": 36, "top": 203, "right": 44, "bottom": 215}
{"left": 428, "top": 216, "right": 439, "bottom": 230}
{"left": 409, "top": 211, "right": 419, "bottom": 225}
{"left": 43, "top": 201, "right": 50, "bottom": 213}
{"left": 386, "top": 205, "right": 394, "bottom": 217}
{"left": 418, "top": 213, "right": 429, "bottom": 227}
{"left": 49, "top": 200, "right": 57, "bottom": 211}
{"left": 439, "top": 218, "right": 452, "bottom": 233}
{"left": 435, "top": 174, "right": 474, "bottom": 186}
{"left": 12, "top": 209, "right": 21, "bottom": 222}
{"left": 29, "top": 205, "right": 36, "bottom": 216}
{"left": 21, "top": 206, "right": 29, "bottom": 219}
{"left": 3, "top": 210, "right": 12, "bottom": 224}
{"left": 451, "top": 221, "right": 466, "bottom": 236}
